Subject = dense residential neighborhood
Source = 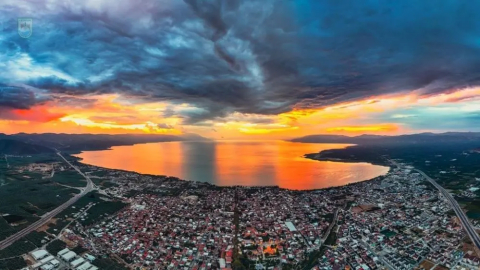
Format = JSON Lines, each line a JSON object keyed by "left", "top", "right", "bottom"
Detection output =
{"left": 3, "top": 158, "right": 478, "bottom": 270}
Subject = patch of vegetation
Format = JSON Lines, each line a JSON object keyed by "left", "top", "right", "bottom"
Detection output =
{"left": 93, "top": 257, "right": 129, "bottom": 270}
{"left": 2, "top": 215, "right": 24, "bottom": 224}
{"left": 0, "top": 218, "right": 10, "bottom": 232}
{"left": 0, "top": 168, "right": 79, "bottom": 240}
{"left": 72, "top": 245, "right": 88, "bottom": 255}
{"left": 46, "top": 219, "right": 71, "bottom": 236}
{"left": 51, "top": 170, "right": 87, "bottom": 187}
{"left": 87, "top": 170, "right": 110, "bottom": 177}
{"left": 0, "top": 216, "right": 40, "bottom": 241}
{"left": 91, "top": 177, "right": 118, "bottom": 188}
{"left": 46, "top": 239, "right": 67, "bottom": 255}
{"left": 0, "top": 256, "right": 27, "bottom": 270}
{"left": 6, "top": 154, "right": 58, "bottom": 167}
{"left": 465, "top": 199, "right": 480, "bottom": 220}
{"left": 25, "top": 231, "right": 49, "bottom": 247}
{"left": 0, "top": 239, "right": 36, "bottom": 259}
{"left": 79, "top": 201, "right": 128, "bottom": 226}
{"left": 57, "top": 191, "right": 103, "bottom": 218}
{"left": 381, "top": 229, "right": 397, "bottom": 238}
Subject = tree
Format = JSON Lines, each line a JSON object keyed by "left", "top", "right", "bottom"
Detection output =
{"left": 232, "top": 260, "right": 246, "bottom": 270}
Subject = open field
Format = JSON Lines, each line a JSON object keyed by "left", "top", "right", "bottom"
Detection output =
{"left": 416, "top": 259, "right": 435, "bottom": 270}
{"left": 0, "top": 156, "right": 80, "bottom": 241}
{"left": 51, "top": 170, "right": 87, "bottom": 187}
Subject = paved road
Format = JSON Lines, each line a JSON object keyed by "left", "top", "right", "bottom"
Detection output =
{"left": 322, "top": 209, "right": 339, "bottom": 243}
{"left": 0, "top": 152, "right": 94, "bottom": 250}
{"left": 413, "top": 168, "right": 480, "bottom": 249}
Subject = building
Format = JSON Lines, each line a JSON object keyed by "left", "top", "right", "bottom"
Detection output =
{"left": 57, "top": 248, "right": 70, "bottom": 256}
{"left": 285, "top": 222, "right": 297, "bottom": 232}
{"left": 83, "top": 253, "right": 96, "bottom": 262}
{"left": 50, "top": 259, "right": 60, "bottom": 268}
{"left": 71, "top": 257, "right": 86, "bottom": 268}
{"left": 39, "top": 255, "right": 55, "bottom": 265}
{"left": 31, "top": 250, "right": 49, "bottom": 261}
{"left": 40, "top": 264, "right": 54, "bottom": 270}
{"left": 60, "top": 251, "right": 77, "bottom": 262}
{"left": 76, "top": 262, "right": 92, "bottom": 270}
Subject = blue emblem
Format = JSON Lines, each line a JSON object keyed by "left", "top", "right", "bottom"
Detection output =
{"left": 18, "top": 18, "right": 33, "bottom": 38}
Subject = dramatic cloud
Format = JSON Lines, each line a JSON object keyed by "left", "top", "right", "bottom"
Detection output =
{"left": 1, "top": 0, "right": 480, "bottom": 134}
{"left": 157, "top": 123, "right": 174, "bottom": 129}
{"left": 0, "top": 85, "right": 37, "bottom": 109}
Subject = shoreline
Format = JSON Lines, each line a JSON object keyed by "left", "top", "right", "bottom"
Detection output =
{"left": 303, "top": 152, "right": 391, "bottom": 168}
{"left": 70, "top": 149, "right": 391, "bottom": 192}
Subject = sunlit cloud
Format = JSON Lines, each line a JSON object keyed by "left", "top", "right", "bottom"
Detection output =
{"left": 1, "top": 0, "right": 480, "bottom": 137}
{"left": 326, "top": 124, "right": 401, "bottom": 134}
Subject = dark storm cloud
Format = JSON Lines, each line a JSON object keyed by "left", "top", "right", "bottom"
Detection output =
{"left": 2, "top": 0, "right": 480, "bottom": 123}
{"left": 0, "top": 84, "right": 38, "bottom": 109}
{"left": 50, "top": 96, "right": 97, "bottom": 109}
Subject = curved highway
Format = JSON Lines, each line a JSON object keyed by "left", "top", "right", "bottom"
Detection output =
{"left": 0, "top": 152, "right": 94, "bottom": 250}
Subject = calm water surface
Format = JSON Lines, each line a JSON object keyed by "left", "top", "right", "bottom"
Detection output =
{"left": 74, "top": 141, "right": 389, "bottom": 190}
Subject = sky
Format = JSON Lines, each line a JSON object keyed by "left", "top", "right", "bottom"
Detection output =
{"left": 1, "top": 0, "right": 480, "bottom": 140}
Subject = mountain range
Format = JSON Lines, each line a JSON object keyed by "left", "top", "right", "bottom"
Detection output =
{"left": 0, "top": 139, "right": 55, "bottom": 155}
{"left": 1, "top": 132, "right": 480, "bottom": 155}
{"left": 0, "top": 133, "right": 210, "bottom": 154}
{"left": 290, "top": 132, "right": 480, "bottom": 145}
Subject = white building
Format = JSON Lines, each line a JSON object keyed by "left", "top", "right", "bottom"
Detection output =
{"left": 71, "top": 257, "right": 86, "bottom": 268}
{"left": 83, "top": 253, "right": 96, "bottom": 262}
{"left": 50, "top": 259, "right": 60, "bottom": 267}
{"left": 40, "top": 255, "right": 55, "bottom": 264}
{"left": 60, "top": 251, "right": 77, "bottom": 262}
{"left": 76, "top": 262, "right": 92, "bottom": 270}
{"left": 40, "top": 264, "right": 54, "bottom": 270}
{"left": 57, "top": 248, "right": 70, "bottom": 256}
{"left": 285, "top": 221, "right": 297, "bottom": 232}
{"left": 31, "top": 250, "right": 49, "bottom": 260}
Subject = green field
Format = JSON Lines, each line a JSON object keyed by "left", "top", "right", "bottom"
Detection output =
{"left": 91, "top": 257, "right": 129, "bottom": 270}
{"left": 0, "top": 238, "right": 37, "bottom": 259}
{"left": 46, "top": 239, "right": 67, "bottom": 255}
{"left": 0, "top": 155, "right": 80, "bottom": 241}
{"left": 0, "top": 256, "right": 27, "bottom": 270}
{"left": 4, "top": 154, "right": 59, "bottom": 167}
{"left": 79, "top": 200, "right": 127, "bottom": 226}
{"left": 463, "top": 199, "right": 480, "bottom": 220}
{"left": 51, "top": 170, "right": 87, "bottom": 187}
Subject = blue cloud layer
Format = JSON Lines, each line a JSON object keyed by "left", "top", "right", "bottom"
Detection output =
{"left": 1, "top": 0, "right": 480, "bottom": 124}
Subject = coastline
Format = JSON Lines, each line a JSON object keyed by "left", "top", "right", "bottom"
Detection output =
{"left": 303, "top": 152, "right": 391, "bottom": 168}
{"left": 70, "top": 149, "right": 391, "bottom": 192}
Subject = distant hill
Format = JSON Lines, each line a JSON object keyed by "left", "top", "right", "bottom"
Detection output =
{"left": 290, "top": 132, "right": 480, "bottom": 145}
{"left": 1, "top": 133, "right": 211, "bottom": 152}
{"left": 0, "top": 139, "right": 54, "bottom": 155}
{"left": 180, "top": 133, "right": 212, "bottom": 141}
{"left": 290, "top": 134, "right": 361, "bottom": 143}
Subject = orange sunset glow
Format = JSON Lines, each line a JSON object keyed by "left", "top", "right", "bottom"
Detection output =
{"left": 2, "top": 87, "right": 479, "bottom": 139}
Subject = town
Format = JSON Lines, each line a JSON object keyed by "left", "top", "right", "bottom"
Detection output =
{"left": 2, "top": 157, "right": 479, "bottom": 270}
